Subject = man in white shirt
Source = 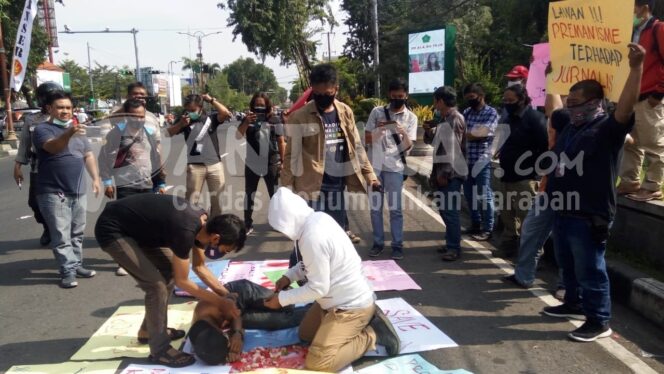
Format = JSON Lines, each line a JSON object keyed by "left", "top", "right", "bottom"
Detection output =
{"left": 264, "top": 187, "right": 400, "bottom": 372}
{"left": 365, "top": 78, "right": 418, "bottom": 260}
{"left": 75, "top": 108, "right": 89, "bottom": 124}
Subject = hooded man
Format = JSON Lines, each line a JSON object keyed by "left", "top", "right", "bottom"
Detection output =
{"left": 264, "top": 187, "right": 400, "bottom": 372}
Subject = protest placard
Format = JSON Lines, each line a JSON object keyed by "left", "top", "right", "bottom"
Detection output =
{"left": 547, "top": 0, "right": 632, "bottom": 101}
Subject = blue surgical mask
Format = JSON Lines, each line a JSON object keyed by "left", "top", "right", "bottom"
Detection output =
{"left": 52, "top": 118, "right": 72, "bottom": 128}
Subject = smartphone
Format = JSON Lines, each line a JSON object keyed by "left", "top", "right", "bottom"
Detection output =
{"left": 256, "top": 113, "right": 267, "bottom": 122}
{"left": 378, "top": 120, "right": 397, "bottom": 127}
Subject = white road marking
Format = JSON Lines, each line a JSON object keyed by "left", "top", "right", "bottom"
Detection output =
{"left": 220, "top": 152, "right": 229, "bottom": 159}
{"left": 17, "top": 215, "right": 32, "bottom": 220}
{"left": 402, "top": 188, "right": 659, "bottom": 374}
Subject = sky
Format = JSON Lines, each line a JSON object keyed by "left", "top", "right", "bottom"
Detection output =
{"left": 50, "top": 0, "right": 350, "bottom": 91}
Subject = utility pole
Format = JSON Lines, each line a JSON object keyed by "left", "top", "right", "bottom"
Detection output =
{"left": 0, "top": 18, "right": 16, "bottom": 141}
{"left": 371, "top": 0, "right": 380, "bottom": 96}
{"left": 61, "top": 27, "right": 142, "bottom": 82}
{"left": 87, "top": 42, "right": 95, "bottom": 109}
{"left": 42, "top": 0, "right": 54, "bottom": 63}
{"left": 323, "top": 31, "right": 334, "bottom": 62}
{"left": 178, "top": 31, "right": 222, "bottom": 94}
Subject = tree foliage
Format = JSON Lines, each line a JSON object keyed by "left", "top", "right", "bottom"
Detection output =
{"left": 1, "top": 0, "right": 50, "bottom": 101}
{"left": 222, "top": 57, "right": 279, "bottom": 96}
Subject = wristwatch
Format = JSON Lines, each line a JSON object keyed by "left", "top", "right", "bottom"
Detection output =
{"left": 208, "top": 97, "right": 216, "bottom": 103}
{"left": 230, "top": 328, "right": 244, "bottom": 338}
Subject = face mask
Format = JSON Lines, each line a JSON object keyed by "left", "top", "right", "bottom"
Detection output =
{"left": 253, "top": 106, "right": 267, "bottom": 114}
{"left": 188, "top": 111, "right": 201, "bottom": 121}
{"left": 204, "top": 244, "right": 226, "bottom": 260}
{"left": 504, "top": 103, "right": 521, "bottom": 115}
{"left": 312, "top": 93, "right": 336, "bottom": 110}
{"left": 507, "top": 80, "right": 522, "bottom": 88}
{"left": 567, "top": 99, "right": 604, "bottom": 126}
{"left": 467, "top": 98, "right": 481, "bottom": 109}
{"left": 128, "top": 119, "right": 145, "bottom": 129}
{"left": 390, "top": 98, "right": 407, "bottom": 110}
{"left": 634, "top": 15, "right": 643, "bottom": 27}
{"left": 52, "top": 118, "right": 72, "bottom": 128}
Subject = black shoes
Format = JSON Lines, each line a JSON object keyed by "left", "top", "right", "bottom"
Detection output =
{"left": 568, "top": 321, "right": 612, "bottom": 342}
{"left": 542, "top": 304, "right": 586, "bottom": 321}
{"left": 370, "top": 307, "right": 401, "bottom": 356}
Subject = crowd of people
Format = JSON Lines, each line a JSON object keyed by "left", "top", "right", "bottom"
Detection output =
{"left": 8, "top": 0, "right": 664, "bottom": 369}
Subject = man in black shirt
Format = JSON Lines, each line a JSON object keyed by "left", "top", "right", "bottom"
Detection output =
{"left": 496, "top": 85, "right": 548, "bottom": 257}
{"left": 95, "top": 194, "right": 247, "bottom": 367}
{"left": 542, "top": 43, "right": 645, "bottom": 342}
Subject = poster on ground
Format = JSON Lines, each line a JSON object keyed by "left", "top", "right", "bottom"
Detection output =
{"left": 547, "top": 0, "right": 632, "bottom": 101}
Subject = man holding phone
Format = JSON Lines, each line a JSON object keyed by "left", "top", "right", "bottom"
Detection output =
{"left": 364, "top": 78, "right": 418, "bottom": 260}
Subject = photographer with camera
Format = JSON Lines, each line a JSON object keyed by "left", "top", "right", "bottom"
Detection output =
{"left": 236, "top": 92, "right": 286, "bottom": 235}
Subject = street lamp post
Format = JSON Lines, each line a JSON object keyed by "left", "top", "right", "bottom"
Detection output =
{"left": 168, "top": 60, "right": 181, "bottom": 107}
{"left": 177, "top": 31, "right": 222, "bottom": 94}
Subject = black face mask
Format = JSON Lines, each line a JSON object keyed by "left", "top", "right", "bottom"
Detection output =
{"left": 253, "top": 106, "right": 268, "bottom": 114}
{"left": 467, "top": 98, "right": 481, "bottom": 109}
{"left": 312, "top": 93, "right": 336, "bottom": 110}
{"left": 504, "top": 103, "right": 521, "bottom": 115}
{"left": 390, "top": 99, "right": 407, "bottom": 110}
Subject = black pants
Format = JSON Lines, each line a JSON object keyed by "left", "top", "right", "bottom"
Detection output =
{"left": 243, "top": 164, "right": 279, "bottom": 228}
{"left": 225, "top": 279, "right": 309, "bottom": 330}
{"left": 28, "top": 172, "right": 46, "bottom": 226}
{"left": 117, "top": 187, "right": 153, "bottom": 200}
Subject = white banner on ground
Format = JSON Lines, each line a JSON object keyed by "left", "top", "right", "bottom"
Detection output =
{"left": 366, "top": 297, "right": 458, "bottom": 356}
{"left": 10, "top": 0, "right": 38, "bottom": 91}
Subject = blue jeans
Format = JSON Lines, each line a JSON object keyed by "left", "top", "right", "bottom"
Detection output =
{"left": 37, "top": 193, "right": 87, "bottom": 276}
{"left": 435, "top": 178, "right": 464, "bottom": 254}
{"left": 463, "top": 163, "right": 495, "bottom": 232}
{"left": 369, "top": 171, "right": 404, "bottom": 250}
{"left": 514, "top": 194, "right": 554, "bottom": 285}
{"left": 553, "top": 214, "right": 611, "bottom": 324}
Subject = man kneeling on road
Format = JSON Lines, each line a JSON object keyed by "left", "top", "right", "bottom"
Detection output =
{"left": 264, "top": 187, "right": 400, "bottom": 372}
{"left": 188, "top": 279, "right": 310, "bottom": 365}
{"left": 94, "top": 194, "right": 247, "bottom": 367}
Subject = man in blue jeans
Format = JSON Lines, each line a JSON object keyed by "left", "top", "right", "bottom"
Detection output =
{"left": 543, "top": 43, "right": 645, "bottom": 342}
{"left": 425, "top": 86, "right": 468, "bottom": 261}
{"left": 462, "top": 83, "right": 499, "bottom": 241}
{"left": 365, "top": 78, "right": 417, "bottom": 260}
{"left": 33, "top": 92, "right": 101, "bottom": 289}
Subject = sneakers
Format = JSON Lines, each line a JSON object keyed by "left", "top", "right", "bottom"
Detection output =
{"left": 568, "top": 321, "right": 612, "bottom": 342}
{"left": 471, "top": 232, "right": 492, "bottom": 241}
{"left": 391, "top": 248, "right": 404, "bottom": 260}
{"left": 39, "top": 228, "right": 51, "bottom": 247}
{"left": 370, "top": 307, "right": 401, "bottom": 356}
{"left": 501, "top": 274, "right": 531, "bottom": 289}
{"left": 60, "top": 274, "right": 78, "bottom": 288}
{"left": 76, "top": 267, "right": 97, "bottom": 278}
{"left": 463, "top": 225, "right": 481, "bottom": 236}
{"left": 542, "top": 304, "right": 586, "bottom": 321}
{"left": 116, "top": 267, "right": 129, "bottom": 276}
{"left": 436, "top": 245, "right": 448, "bottom": 254}
{"left": 347, "top": 231, "right": 361, "bottom": 244}
{"left": 369, "top": 245, "right": 384, "bottom": 257}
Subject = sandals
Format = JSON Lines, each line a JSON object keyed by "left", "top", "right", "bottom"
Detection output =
{"left": 148, "top": 346, "right": 195, "bottom": 368}
{"left": 442, "top": 252, "right": 461, "bottom": 262}
{"left": 137, "top": 328, "right": 186, "bottom": 344}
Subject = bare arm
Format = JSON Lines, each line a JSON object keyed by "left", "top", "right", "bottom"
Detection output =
{"left": 42, "top": 125, "right": 80, "bottom": 154}
{"left": 278, "top": 136, "right": 286, "bottom": 167}
{"left": 191, "top": 246, "right": 230, "bottom": 296}
{"left": 84, "top": 151, "right": 101, "bottom": 198}
{"left": 615, "top": 43, "right": 645, "bottom": 125}
{"left": 166, "top": 116, "right": 190, "bottom": 137}
{"left": 202, "top": 94, "right": 232, "bottom": 122}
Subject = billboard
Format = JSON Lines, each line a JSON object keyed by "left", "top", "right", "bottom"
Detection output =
{"left": 408, "top": 28, "right": 446, "bottom": 94}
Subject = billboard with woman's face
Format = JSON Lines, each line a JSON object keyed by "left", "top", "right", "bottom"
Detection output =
{"left": 408, "top": 29, "right": 446, "bottom": 94}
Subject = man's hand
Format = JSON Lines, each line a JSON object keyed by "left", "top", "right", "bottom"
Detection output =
{"left": 201, "top": 93, "right": 214, "bottom": 103}
{"left": 217, "top": 297, "right": 241, "bottom": 321}
{"left": 274, "top": 275, "right": 291, "bottom": 291}
{"left": 628, "top": 42, "right": 646, "bottom": 69}
{"left": 178, "top": 114, "right": 191, "bottom": 128}
{"left": 104, "top": 186, "right": 115, "bottom": 199}
{"left": 263, "top": 293, "right": 282, "bottom": 309}
{"left": 228, "top": 332, "right": 243, "bottom": 361}
{"left": 242, "top": 112, "right": 257, "bottom": 126}
{"left": 157, "top": 187, "right": 166, "bottom": 195}
{"left": 13, "top": 163, "right": 23, "bottom": 186}
{"left": 371, "top": 180, "right": 383, "bottom": 192}
{"left": 92, "top": 179, "right": 101, "bottom": 198}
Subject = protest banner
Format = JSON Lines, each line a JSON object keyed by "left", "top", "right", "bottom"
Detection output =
{"left": 547, "top": 0, "right": 632, "bottom": 101}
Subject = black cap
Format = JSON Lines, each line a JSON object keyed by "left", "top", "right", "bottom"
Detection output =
{"left": 188, "top": 320, "right": 229, "bottom": 365}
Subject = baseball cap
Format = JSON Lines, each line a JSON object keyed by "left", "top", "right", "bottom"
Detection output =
{"left": 505, "top": 65, "right": 529, "bottom": 79}
{"left": 188, "top": 320, "right": 229, "bottom": 365}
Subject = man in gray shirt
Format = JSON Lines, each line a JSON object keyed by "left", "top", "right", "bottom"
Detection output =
{"left": 13, "top": 82, "right": 64, "bottom": 246}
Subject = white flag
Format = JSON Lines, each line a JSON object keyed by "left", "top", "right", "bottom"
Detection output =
{"left": 10, "top": 0, "right": 39, "bottom": 91}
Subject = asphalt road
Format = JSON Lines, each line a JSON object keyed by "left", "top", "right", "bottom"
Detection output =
{"left": 1, "top": 121, "right": 663, "bottom": 373}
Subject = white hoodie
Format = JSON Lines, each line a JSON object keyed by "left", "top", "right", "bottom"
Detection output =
{"left": 269, "top": 187, "right": 375, "bottom": 310}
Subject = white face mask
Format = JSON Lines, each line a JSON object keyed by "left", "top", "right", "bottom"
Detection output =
{"left": 507, "top": 80, "right": 523, "bottom": 88}
{"left": 52, "top": 118, "right": 73, "bottom": 128}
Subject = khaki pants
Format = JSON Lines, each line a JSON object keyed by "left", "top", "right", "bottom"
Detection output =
{"left": 619, "top": 99, "right": 664, "bottom": 192}
{"left": 100, "top": 237, "right": 174, "bottom": 355}
{"left": 186, "top": 162, "right": 225, "bottom": 217}
{"left": 298, "top": 302, "right": 376, "bottom": 372}
{"left": 498, "top": 179, "right": 538, "bottom": 244}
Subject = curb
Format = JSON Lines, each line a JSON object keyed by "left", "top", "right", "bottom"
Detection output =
{"left": 409, "top": 155, "right": 664, "bottom": 331}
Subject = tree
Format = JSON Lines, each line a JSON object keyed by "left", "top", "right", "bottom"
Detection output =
{"left": 58, "top": 59, "right": 89, "bottom": 100}
{"left": 274, "top": 86, "right": 288, "bottom": 106}
{"left": 1, "top": 0, "right": 50, "bottom": 101}
{"left": 217, "top": 0, "right": 336, "bottom": 81}
{"left": 222, "top": 57, "right": 279, "bottom": 96}
{"left": 206, "top": 72, "right": 252, "bottom": 112}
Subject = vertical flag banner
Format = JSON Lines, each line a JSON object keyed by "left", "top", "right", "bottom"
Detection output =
{"left": 10, "top": 0, "right": 39, "bottom": 91}
{"left": 547, "top": 0, "right": 632, "bottom": 101}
